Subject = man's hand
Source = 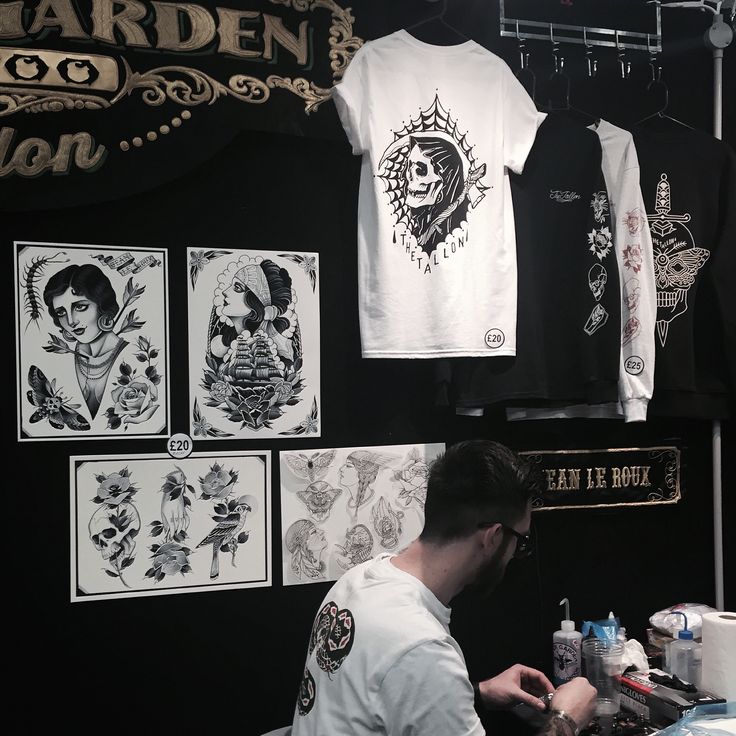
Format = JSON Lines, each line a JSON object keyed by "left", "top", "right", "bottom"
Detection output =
{"left": 550, "top": 677, "right": 597, "bottom": 729}
{"left": 478, "top": 664, "right": 556, "bottom": 711}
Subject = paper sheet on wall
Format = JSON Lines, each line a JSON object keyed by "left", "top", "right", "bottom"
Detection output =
{"left": 187, "top": 248, "right": 320, "bottom": 439}
{"left": 71, "top": 451, "right": 271, "bottom": 602}
{"left": 280, "top": 443, "right": 445, "bottom": 586}
{"left": 15, "top": 241, "right": 170, "bottom": 440}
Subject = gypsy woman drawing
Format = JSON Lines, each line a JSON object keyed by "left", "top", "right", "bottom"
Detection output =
{"left": 208, "top": 257, "right": 300, "bottom": 368}
{"left": 285, "top": 519, "right": 327, "bottom": 581}
{"left": 43, "top": 264, "right": 128, "bottom": 419}
{"left": 339, "top": 451, "right": 396, "bottom": 517}
{"left": 201, "top": 255, "right": 304, "bottom": 431}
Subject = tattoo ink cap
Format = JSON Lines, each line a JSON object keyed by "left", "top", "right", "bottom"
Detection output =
{"left": 553, "top": 598, "right": 583, "bottom": 686}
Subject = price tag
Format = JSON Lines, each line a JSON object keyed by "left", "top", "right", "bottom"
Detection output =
{"left": 167, "top": 433, "right": 193, "bottom": 459}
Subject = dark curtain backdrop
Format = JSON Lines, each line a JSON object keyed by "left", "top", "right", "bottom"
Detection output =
{"left": 4, "top": 1, "right": 734, "bottom": 732}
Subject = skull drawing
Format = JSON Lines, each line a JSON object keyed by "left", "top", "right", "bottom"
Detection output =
{"left": 587, "top": 264, "right": 608, "bottom": 301}
{"left": 89, "top": 502, "right": 140, "bottom": 561}
{"left": 405, "top": 142, "right": 443, "bottom": 209}
{"left": 623, "top": 278, "right": 641, "bottom": 312}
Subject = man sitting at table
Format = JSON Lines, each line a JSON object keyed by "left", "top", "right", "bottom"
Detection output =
{"left": 291, "top": 440, "right": 596, "bottom": 736}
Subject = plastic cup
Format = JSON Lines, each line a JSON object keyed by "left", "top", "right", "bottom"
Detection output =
{"left": 582, "top": 639, "right": 625, "bottom": 716}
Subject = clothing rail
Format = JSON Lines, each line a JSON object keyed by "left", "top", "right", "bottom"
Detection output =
{"left": 499, "top": 0, "right": 662, "bottom": 53}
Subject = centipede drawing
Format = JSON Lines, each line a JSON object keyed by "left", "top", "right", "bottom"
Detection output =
{"left": 21, "top": 251, "right": 68, "bottom": 330}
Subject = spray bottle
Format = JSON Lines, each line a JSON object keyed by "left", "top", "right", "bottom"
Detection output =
{"left": 667, "top": 611, "right": 702, "bottom": 687}
{"left": 553, "top": 598, "right": 583, "bottom": 686}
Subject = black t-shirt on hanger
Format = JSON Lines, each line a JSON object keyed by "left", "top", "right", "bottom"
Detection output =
{"left": 439, "top": 114, "right": 621, "bottom": 411}
{"left": 634, "top": 117, "right": 736, "bottom": 418}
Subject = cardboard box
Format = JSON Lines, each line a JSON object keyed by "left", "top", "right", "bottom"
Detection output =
{"left": 619, "top": 669, "right": 726, "bottom": 728}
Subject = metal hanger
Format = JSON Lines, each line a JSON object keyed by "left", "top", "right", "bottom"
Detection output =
{"left": 405, "top": 0, "right": 470, "bottom": 42}
{"left": 616, "top": 30, "right": 632, "bottom": 79}
{"left": 635, "top": 60, "right": 695, "bottom": 128}
{"left": 544, "top": 25, "right": 599, "bottom": 124}
{"left": 514, "top": 21, "right": 537, "bottom": 102}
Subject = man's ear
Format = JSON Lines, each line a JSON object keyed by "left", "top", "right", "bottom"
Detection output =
{"left": 479, "top": 523, "right": 504, "bottom": 554}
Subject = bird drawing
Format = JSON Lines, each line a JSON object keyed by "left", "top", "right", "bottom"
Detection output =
{"left": 196, "top": 495, "right": 257, "bottom": 579}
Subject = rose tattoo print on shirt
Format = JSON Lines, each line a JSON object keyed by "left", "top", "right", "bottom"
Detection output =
{"left": 378, "top": 95, "right": 488, "bottom": 270}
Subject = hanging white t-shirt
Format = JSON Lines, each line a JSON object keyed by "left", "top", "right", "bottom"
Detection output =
{"left": 291, "top": 554, "right": 484, "bottom": 736}
{"left": 333, "top": 30, "right": 539, "bottom": 358}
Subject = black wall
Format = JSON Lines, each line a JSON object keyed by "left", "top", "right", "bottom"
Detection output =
{"left": 5, "top": 1, "right": 734, "bottom": 732}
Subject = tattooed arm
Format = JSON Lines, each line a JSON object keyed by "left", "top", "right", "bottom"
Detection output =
{"left": 535, "top": 678, "right": 598, "bottom": 736}
{"left": 538, "top": 713, "right": 578, "bottom": 736}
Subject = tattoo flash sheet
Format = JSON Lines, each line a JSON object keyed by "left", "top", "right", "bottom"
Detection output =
{"left": 187, "top": 248, "right": 320, "bottom": 439}
{"left": 280, "top": 443, "right": 444, "bottom": 586}
{"left": 70, "top": 451, "right": 271, "bottom": 602}
{"left": 15, "top": 242, "right": 170, "bottom": 441}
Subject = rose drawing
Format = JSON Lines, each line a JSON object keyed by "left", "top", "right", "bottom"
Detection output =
{"left": 199, "top": 462, "right": 239, "bottom": 500}
{"left": 209, "top": 380, "right": 233, "bottom": 403}
{"left": 111, "top": 376, "right": 159, "bottom": 425}
{"left": 145, "top": 542, "right": 192, "bottom": 582}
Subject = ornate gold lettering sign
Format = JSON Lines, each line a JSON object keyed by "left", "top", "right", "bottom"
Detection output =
{"left": 520, "top": 446, "right": 681, "bottom": 511}
{"left": 0, "top": 0, "right": 361, "bottom": 115}
{"left": 0, "top": 1, "right": 363, "bottom": 183}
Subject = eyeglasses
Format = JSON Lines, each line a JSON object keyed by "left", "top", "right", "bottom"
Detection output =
{"left": 476, "top": 522, "right": 533, "bottom": 559}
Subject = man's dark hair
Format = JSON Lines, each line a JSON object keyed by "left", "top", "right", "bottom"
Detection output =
{"left": 420, "top": 440, "right": 541, "bottom": 542}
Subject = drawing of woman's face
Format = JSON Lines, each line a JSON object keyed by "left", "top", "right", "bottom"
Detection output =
{"left": 52, "top": 288, "right": 102, "bottom": 344}
{"left": 221, "top": 274, "right": 253, "bottom": 318}
{"left": 339, "top": 460, "right": 359, "bottom": 487}
{"left": 306, "top": 526, "right": 327, "bottom": 556}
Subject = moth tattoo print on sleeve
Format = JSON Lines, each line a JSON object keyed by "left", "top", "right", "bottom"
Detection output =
{"left": 188, "top": 250, "right": 321, "bottom": 439}
{"left": 378, "top": 96, "right": 488, "bottom": 272}
{"left": 15, "top": 242, "right": 169, "bottom": 440}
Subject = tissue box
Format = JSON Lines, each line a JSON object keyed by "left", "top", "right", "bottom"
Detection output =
{"left": 619, "top": 669, "right": 726, "bottom": 727}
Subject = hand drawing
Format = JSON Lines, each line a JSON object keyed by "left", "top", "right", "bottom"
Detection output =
{"left": 21, "top": 251, "right": 68, "bottom": 330}
{"left": 371, "top": 497, "right": 404, "bottom": 550}
{"left": 42, "top": 265, "right": 147, "bottom": 418}
{"left": 335, "top": 524, "right": 374, "bottom": 571}
{"left": 200, "top": 256, "right": 305, "bottom": 431}
{"left": 296, "top": 480, "right": 342, "bottom": 522}
{"left": 149, "top": 467, "right": 196, "bottom": 543}
{"left": 393, "top": 448, "right": 430, "bottom": 509}
{"left": 88, "top": 467, "right": 141, "bottom": 588}
{"left": 198, "top": 462, "right": 239, "bottom": 501}
{"left": 285, "top": 449, "right": 336, "bottom": 482}
{"left": 196, "top": 495, "right": 257, "bottom": 580}
{"left": 339, "top": 451, "right": 396, "bottom": 516}
{"left": 285, "top": 519, "right": 327, "bottom": 581}
{"left": 104, "top": 335, "right": 161, "bottom": 429}
{"left": 26, "top": 364, "right": 90, "bottom": 431}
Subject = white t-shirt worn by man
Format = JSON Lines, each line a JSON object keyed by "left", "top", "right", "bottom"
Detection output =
{"left": 333, "top": 30, "right": 539, "bottom": 358}
{"left": 291, "top": 554, "right": 485, "bottom": 736}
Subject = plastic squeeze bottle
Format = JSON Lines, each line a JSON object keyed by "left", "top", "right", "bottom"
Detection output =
{"left": 553, "top": 598, "right": 583, "bottom": 686}
{"left": 668, "top": 612, "right": 702, "bottom": 687}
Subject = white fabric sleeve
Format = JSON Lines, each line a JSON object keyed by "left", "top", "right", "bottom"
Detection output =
{"left": 332, "top": 44, "right": 369, "bottom": 155}
{"left": 616, "top": 143, "right": 656, "bottom": 422}
{"left": 378, "top": 640, "right": 485, "bottom": 736}
{"left": 502, "top": 66, "right": 539, "bottom": 175}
